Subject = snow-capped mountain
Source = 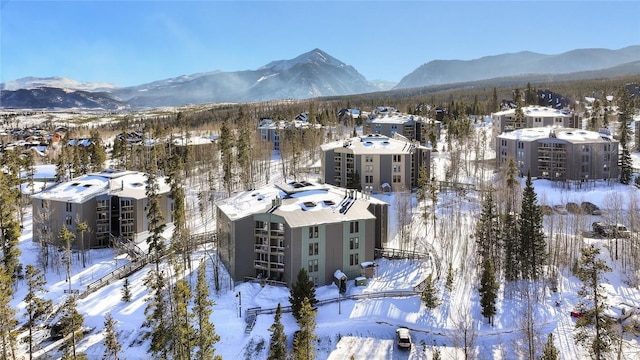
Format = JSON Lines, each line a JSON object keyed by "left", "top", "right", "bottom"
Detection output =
{"left": 260, "top": 48, "right": 347, "bottom": 72}
{"left": 0, "top": 76, "right": 116, "bottom": 91}
{"left": 394, "top": 45, "right": 640, "bottom": 89}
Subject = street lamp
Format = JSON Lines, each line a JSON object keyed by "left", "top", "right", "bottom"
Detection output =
{"left": 236, "top": 291, "right": 242, "bottom": 318}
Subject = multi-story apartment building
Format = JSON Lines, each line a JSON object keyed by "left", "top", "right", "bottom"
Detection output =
{"left": 32, "top": 169, "right": 173, "bottom": 248}
{"left": 215, "top": 181, "right": 389, "bottom": 286}
{"left": 321, "top": 134, "right": 430, "bottom": 192}
{"left": 496, "top": 128, "right": 619, "bottom": 181}
{"left": 492, "top": 106, "right": 581, "bottom": 134}
{"left": 257, "top": 117, "right": 321, "bottom": 152}
{"left": 364, "top": 112, "right": 441, "bottom": 146}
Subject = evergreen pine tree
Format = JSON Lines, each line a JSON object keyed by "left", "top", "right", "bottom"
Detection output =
{"left": 0, "top": 169, "right": 22, "bottom": 283}
{"left": 172, "top": 278, "right": 195, "bottom": 360}
{"left": 0, "top": 270, "right": 17, "bottom": 360}
{"left": 514, "top": 88, "right": 525, "bottom": 129}
{"left": 575, "top": 245, "right": 616, "bottom": 359}
{"left": 59, "top": 296, "right": 85, "bottom": 359}
{"left": 421, "top": 273, "right": 440, "bottom": 309}
{"left": 539, "top": 333, "right": 559, "bottom": 360}
{"left": 475, "top": 189, "right": 501, "bottom": 264}
{"left": 89, "top": 130, "right": 107, "bottom": 172}
{"left": 102, "top": 312, "right": 121, "bottom": 360}
{"left": 518, "top": 172, "right": 546, "bottom": 280}
{"left": 24, "top": 265, "right": 52, "bottom": 360}
{"left": 292, "top": 297, "right": 318, "bottom": 360}
{"left": 289, "top": 268, "right": 318, "bottom": 321}
{"left": 617, "top": 87, "right": 633, "bottom": 184}
{"left": 267, "top": 303, "right": 287, "bottom": 360}
{"left": 445, "top": 262, "right": 454, "bottom": 292}
{"left": 193, "top": 261, "right": 221, "bottom": 360}
{"left": 145, "top": 150, "right": 166, "bottom": 270}
{"left": 143, "top": 269, "right": 170, "bottom": 359}
{"left": 478, "top": 258, "right": 498, "bottom": 325}
{"left": 219, "top": 120, "right": 235, "bottom": 197}
{"left": 121, "top": 278, "right": 132, "bottom": 302}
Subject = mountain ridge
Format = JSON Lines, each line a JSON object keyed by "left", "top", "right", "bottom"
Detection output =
{"left": 1, "top": 46, "right": 639, "bottom": 109}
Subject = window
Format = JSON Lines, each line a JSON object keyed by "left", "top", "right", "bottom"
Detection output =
{"left": 65, "top": 216, "right": 72, "bottom": 225}
{"left": 350, "top": 253, "right": 360, "bottom": 266}
{"left": 350, "top": 237, "right": 359, "bottom": 250}
{"left": 308, "top": 242, "right": 319, "bottom": 256}
{"left": 365, "top": 165, "right": 373, "bottom": 173}
{"left": 517, "top": 142, "right": 524, "bottom": 149}
{"left": 308, "top": 226, "right": 318, "bottom": 238}
{"left": 365, "top": 175, "right": 373, "bottom": 183}
{"left": 308, "top": 259, "right": 318, "bottom": 273}
{"left": 393, "top": 175, "right": 402, "bottom": 183}
{"left": 393, "top": 154, "right": 401, "bottom": 162}
{"left": 350, "top": 221, "right": 359, "bottom": 233}
{"left": 365, "top": 155, "right": 373, "bottom": 163}
{"left": 393, "top": 165, "right": 401, "bottom": 173}
{"left": 66, "top": 202, "right": 72, "bottom": 212}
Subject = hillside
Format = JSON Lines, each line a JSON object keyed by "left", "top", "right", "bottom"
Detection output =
{"left": 7, "top": 117, "right": 640, "bottom": 359}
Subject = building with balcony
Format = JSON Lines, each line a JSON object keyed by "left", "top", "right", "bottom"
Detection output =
{"left": 492, "top": 106, "right": 581, "bottom": 134}
{"left": 321, "top": 133, "right": 430, "bottom": 192}
{"left": 215, "top": 181, "right": 389, "bottom": 286}
{"left": 495, "top": 127, "right": 619, "bottom": 181}
{"left": 257, "top": 116, "right": 322, "bottom": 152}
{"left": 31, "top": 169, "right": 173, "bottom": 249}
{"left": 364, "top": 112, "right": 440, "bottom": 147}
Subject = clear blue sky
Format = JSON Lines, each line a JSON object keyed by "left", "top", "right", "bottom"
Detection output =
{"left": 2, "top": 1, "right": 639, "bottom": 87}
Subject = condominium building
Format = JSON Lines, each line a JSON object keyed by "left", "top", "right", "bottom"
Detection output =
{"left": 364, "top": 112, "right": 441, "bottom": 146}
{"left": 492, "top": 106, "right": 581, "bottom": 134}
{"left": 216, "top": 181, "right": 389, "bottom": 286}
{"left": 496, "top": 128, "right": 619, "bottom": 181}
{"left": 31, "top": 169, "right": 173, "bottom": 248}
{"left": 321, "top": 134, "right": 430, "bottom": 192}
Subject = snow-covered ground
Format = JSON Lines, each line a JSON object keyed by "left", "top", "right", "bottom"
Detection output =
{"left": 7, "top": 114, "right": 640, "bottom": 359}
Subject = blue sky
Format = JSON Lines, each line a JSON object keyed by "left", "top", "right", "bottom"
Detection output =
{"left": 2, "top": 1, "right": 639, "bottom": 87}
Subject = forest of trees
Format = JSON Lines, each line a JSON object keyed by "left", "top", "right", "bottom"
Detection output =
{"left": 0, "top": 75, "right": 638, "bottom": 358}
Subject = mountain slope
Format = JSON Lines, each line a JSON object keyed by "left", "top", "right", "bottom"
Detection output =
{"left": 113, "top": 48, "right": 378, "bottom": 106}
{"left": 395, "top": 46, "right": 640, "bottom": 89}
{"left": 0, "top": 76, "right": 116, "bottom": 91}
{"left": 0, "top": 87, "right": 126, "bottom": 109}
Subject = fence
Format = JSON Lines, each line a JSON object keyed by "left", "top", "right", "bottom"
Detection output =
{"left": 243, "top": 290, "right": 417, "bottom": 333}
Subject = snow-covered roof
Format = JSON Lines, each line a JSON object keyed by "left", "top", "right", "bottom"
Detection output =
{"left": 368, "top": 113, "right": 422, "bottom": 125}
{"left": 492, "top": 106, "right": 572, "bottom": 118}
{"left": 32, "top": 169, "right": 170, "bottom": 203}
{"left": 498, "top": 127, "right": 614, "bottom": 143}
{"left": 216, "top": 180, "right": 387, "bottom": 226}
{"left": 320, "top": 134, "right": 425, "bottom": 155}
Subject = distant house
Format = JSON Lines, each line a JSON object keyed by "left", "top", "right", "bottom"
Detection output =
{"left": 492, "top": 106, "right": 581, "bottom": 134}
{"left": 338, "top": 108, "right": 361, "bottom": 124}
{"left": 257, "top": 116, "right": 321, "bottom": 152}
{"left": 32, "top": 169, "right": 173, "bottom": 249}
{"left": 216, "top": 181, "right": 389, "bottom": 285}
{"left": 496, "top": 127, "right": 619, "bottom": 181}
{"left": 364, "top": 112, "right": 441, "bottom": 146}
{"left": 537, "top": 89, "right": 571, "bottom": 109}
{"left": 321, "top": 133, "right": 430, "bottom": 192}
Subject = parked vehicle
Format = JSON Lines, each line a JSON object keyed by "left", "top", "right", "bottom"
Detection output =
{"left": 581, "top": 202, "right": 602, "bottom": 215}
{"left": 540, "top": 205, "right": 553, "bottom": 216}
{"left": 592, "top": 222, "right": 631, "bottom": 238}
{"left": 570, "top": 311, "right": 584, "bottom": 319}
{"left": 396, "top": 327, "right": 412, "bottom": 349}
{"left": 553, "top": 205, "right": 568, "bottom": 215}
{"left": 566, "top": 202, "right": 581, "bottom": 214}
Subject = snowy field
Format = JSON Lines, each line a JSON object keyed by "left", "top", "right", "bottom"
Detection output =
{"left": 6, "top": 114, "right": 640, "bottom": 359}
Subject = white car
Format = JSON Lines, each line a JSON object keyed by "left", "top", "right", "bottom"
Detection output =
{"left": 396, "top": 327, "right": 412, "bottom": 349}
